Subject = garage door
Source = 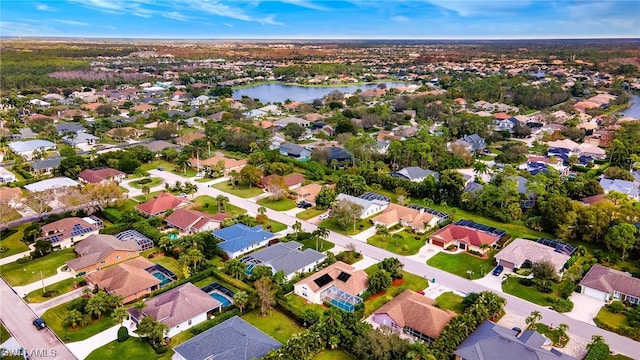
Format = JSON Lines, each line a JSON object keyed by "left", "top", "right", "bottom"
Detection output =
{"left": 431, "top": 239, "right": 445, "bottom": 247}
{"left": 499, "top": 260, "right": 515, "bottom": 270}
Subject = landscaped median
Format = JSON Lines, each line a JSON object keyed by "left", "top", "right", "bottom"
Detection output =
{"left": 426, "top": 251, "right": 496, "bottom": 280}
{"left": 128, "top": 177, "right": 163, "bottom": 189}
{"left": 0, "top": 248, "right": 76, "bottom": 287}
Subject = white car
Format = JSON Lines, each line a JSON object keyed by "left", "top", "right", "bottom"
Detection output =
{"left": 319, "top": 213, "right": 330, "bottom": 220}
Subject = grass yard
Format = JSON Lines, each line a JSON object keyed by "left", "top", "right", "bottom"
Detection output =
{"left": 435, "top": 292, "right": 466, "bottom": 314}
{"left": 502, "top": 277, "right": 566, "bottom": 309}
{"left": 0, "top": 248, "right": 76, "bottom": 286}
{"left": 296, "top": 207, "right": 327, "bottom": 220}
{"left": 256, "top": 197, "right": 296, "bottom": 211}
{"left": 128, "top": 177, "right": 163, "bottom": 189}
{"left": 531, "top": 323, "right": 569, "bottom": 347}
{"left": 0, "top": 224, "right": 30, "bottom": 258}
{"left": 25, "top": 278, "right": 78, "bottom": 303}
{"left": 190, "top": 195, "right": 246, "bottom": 217}
{"left": 149, "top": 255, "right": 184, "bottom": 280}
{"left": 284, "top": 293, "right": 327, "bottom": 317}
{"left": 212, "top": 182, "right": 263, "bottom": 198}
{"left": 319, "top": 217, "right": 372, "bottom": 236}
{"left": 42, "top": 300, "right": 117, "bottom": 343}
{"left": 363, "top": 268, "right": 429, "bottom": 316}
{"left": 139, "top": 160, "right": 175, "bottom": 173}
{"left": 0, "top": 322, "right": 11, "bottom": 343}
{"left": 133, "top": 191, "right": 162, "bottom": 202}
{"left": 609, "top": 355, "right": 634, "bottom": 360}
{"left": 263, "top": 219, "right": 288, "bottom": 233}
{"left": 313, "top": 350, "right": 355, "bottom": 360}
{"left": 426, "top": 251, "right": 495, "bottom": 280}
{"left": 367, "top": 230, "right": 426, "bottom": 256}
{"left": 296, "top": 238, "right": 335, "bottom": 252}
{"left": 242, "top": 308, "right": 303, "bottom": 344}
{"left": 595, "top": 306, "right": 628, "bottom": 329}
{"left": 86, "top": 338, "right": 172, "bottom": 360}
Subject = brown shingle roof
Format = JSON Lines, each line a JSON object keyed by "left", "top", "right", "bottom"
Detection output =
{"left": 429, "top": 224, "right": 500, "bottom": 247}
{"left": 375, "top": 290, "right": 455, "bottom": 339}
{"left": 261, "top": 174, "right": 305, "bottom": 188}
{"left": 136, "top": 193, "right": 188, "bottom": 216}
{"left": 86, "top": 258, "right": 159, "bottom": 299}
{"left": 41, "top": 217, "right": 99, "bottom": 242}
{"left": 494, "top": 239, "right": 570, "bottom": 273}
{"left": 164, "top": 208, "right": 230, "bottom": 231}
{"left": 66, "top": 234, "right": 140, "bottom": 271}
{"left": 191, "top": 155, "right": 247, "bottom": 169}
{"left": 176, "top": 132, "right": 205, "bottom": 145}
{"left": 0, "top": 187, "right": 22, "bottom": 202}
{"left": 580, "top": 265, "right": 640, "bottom": 298}
{"left": 78, "top": 168, "right": 124, "bottom": 183}
{"left": 296, "top": 261, "right": 368, "bottom": 295}
{"left": 372, "top": 203, "right": 438, "bottom": 231}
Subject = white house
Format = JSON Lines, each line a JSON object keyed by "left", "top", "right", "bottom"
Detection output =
{"left": 63, "top": 132, "right": 99, "bottom": 147}
{"left": 0, "top": 167, "right": 17, "bottom": 184}
{"left": 335, "top": 193, "right": 389, "bottom": 219}
{"left": 240, "top": 241, "right": 326, "bottom": 281}
{"left": 294, "top": 261, "right": 368, "bottom": 306}
{"left": 8, "top": 140, "right": 56, "bottom": 159}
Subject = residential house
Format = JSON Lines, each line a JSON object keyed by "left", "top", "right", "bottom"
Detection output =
{"left": 172, "top": 316, "right": 281, "bottom": 360}
{"left": 294, "top": 261, "right": 368, "bottom": 311}
{"left": 455, "top": 321, "right": 576, "bottom": 360}
{"left": 292, "top": 183, "right": 333, "bottom": 206}
{"left": 279, "top": 142, "right": 311, "bottom": 160}
{"left": 576, "top": 143, "right": 606, "bottom": 160}
{"left": 175, "top": 132, "right": 206, "bottom": 146}
{"left": 8, "top": 128, "right": 36, "bottom": 141}
{"left": 78, "top": 168, "right": 125, "bottom": 184}
{"left": 258, "top": 104, "right": 281, "bottom": 115}
{"left": 0, "top": 167, "right": 17, "bottom": 184}
{"left": 128, "top": 283, "right": 222, "bottom": 337}
{"left": 144, "top": 140, "right": 181, "bottom": 154}
{"left": 495, "top": 238, "right": 570, "bottom": 274}
{"left": 451, "top": 134, "right": 486, "bottom": 155}
{"left": 30, "top": 156, "right": 64, "bottom": 175}
{"left": 8, "top": 140, "right": 56, "bottom": 159}
{"left": 371, "top": 203, "right": 441, "bottom": 233}
{"left": 41, "top": 216, "right": 102, "bottom": 250}
{"left": 164, "top": 209, "right": 231, "bottom": 233}
{"left": 0, "top": 187, "right": 22, "bottom": 205}
{"left": 212, "top": 223, "right": 276, "bottom": 259}
{"left": 66, "top": 234, "right": 141, "bottom": 275}
{"left": 373, "top": 290, "right": 455, "bottom": 344}
{"left": 85, "top": 257, "right": 161, "bottom": 304}
{"left": 56, "top": 123, "right": 87, "bottom": 135}
{"left": 261, "top": 174, "right": 305, "bottom": 192}
{"left": 24, "top": 177, "right": 79, "bottom": 193}
{"left": 240, "top": 241, "right": 326, "bottom": 281}
{"left": 335, "top": 193, "right": 389, "bottom": 219}
{"left": 580, "top": 265, "right": 640, "bottom": 304}
{"left": 599, "top": 178, "right": 639, "bottom": 200}
{"left": 190, "top": 154, "right": 247, "bottom": 175}
{"left": 136, "top": 193, "right": 189, "bottom": 217}
{"left": 107, "top": 127, "right": 144, "bottom": 141}
{"left": 428, "top": 222, "right": 501, "bottom": 254}
{"left": 63, "top": 132, "right": 99, "bottom": 148}
{"left": 392, "top": 167, "right": 439, "bottom": 182}
{"left": 274, "top": 116, "right": 310, "bottom": 128}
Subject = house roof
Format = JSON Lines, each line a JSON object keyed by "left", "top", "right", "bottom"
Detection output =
{"left": 175, "top": 132, "right": 205, "bottom": 144}
{"left": 459, "top": 134, "right": 486, "bottom": 150}
{"left": 241, "top": 241, "right": 326, "bottom": 277}
{"left": 599, "top": 178, "right": 639, "bottom": 196}
{"left": 261, "top": 174, "right": 306, "bottom": 188}
{"left": 372, "top": 203, "right": 439, "bottom": 231}
{"left": 30, "top": 156, "right": 65, "bottom": 171}
{"left": 0, "top": 187, "right": 22, "bottom": 202}
{"left": 429, "top": 224, "right": 500, "bottom": 247}
{"left": 581, "top": 194, "right": 608, "bottom": 205}
{"left": 295, "top": 261, "right": 368, "bottom": 295}
{"left": 66, "top": 234, "right": 140, "bottom": 271}
{"left": 41, "top": 217, "right": 99, "bottom": 244}
{"left": 173, "top": 316, "right": 280, "bottom": 360}
{"left": 129, "top": 283, "right": 221, "bottom": 328}
{"left": 547, "top": 139, "right": 579, "bottom": 151}
{"left": 24, "top": 177, "right": 79, "bottom": 192}
{"left": 579, "top": 265, "right": 640, "bottom": 298}
{"left": 136, "top": 193, "right": 188, "bottom": 216}
{"left": 280, "top": 142, "right": 309, "bottom": 156}
{"left": 9, "top": 140, "right": 56, "bottom": 153}
{"left": 192, "top": 154, "right": 247, "bottom": 169}
{"left": 78, "top": 168, "right": 124, "bottom": 183}
{"left": 392, "top": 167, "right": 439, "bottom": 181}
{"left": 495, "top": 239, "right": 570, "bottom": 272}
{"left": 164, "top": 208, "right": 230, "bottom": 231}
{"left": 375, "top": 290, "right": 455, "bottom": 339}
{"left": 85, "top": 258, "right": 159, "bottom": 298}
{"left": 455, "top": 321, "right": 576, "bottom": 360}
{"left": 144, "top": 140, "right": 180, "bottom": 152}
{"left": 213, "top": 224, "right": 275, "bottom": 253}
{"left": 292, "top": 183, "right": 327, "bottom": 202}
{"left": 335, "top": 193, "right": 388, "bottom": 216}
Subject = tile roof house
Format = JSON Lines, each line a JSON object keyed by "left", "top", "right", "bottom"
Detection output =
{"left": 335, "top": 193, "right": 389, "bottom": 219}
{"left": 495, "top": 239, "right": 570, "bottom": 274}
{"left": 599, "top": 178, "right": 639, "bottom": 200}
{"left": 391, "top": 167, "right": 439, "bottom": 182}
{"left": 173, "top": 316, "right": 281, "bottom": 360}
{"left": 292, "top": 183, "right": 334, "bottom": 205}
{"left": 189, "top": 154, "right": 247, "bottom": 175}
{"left": 373, "top": 290, "right": 455, "bottom": 344}
{"left": 274, "top": 116, "right": 310, "bottom": 128}
{"left": 428, "top": 224, "right": 501, "bottom": 254}
{"left": 78, "top": 168, "right": 125, "bottom": 184}
{"left": 213, "top": 224, "right": 276, "bottom": 259}
{"left": 261, "top": 173, "right": 306, "bottom": 191}
{"left": 128, "top": 283, "right": 222, "bottom": 337}
{"left": 136, "top": 193, "right": 189, "bottom": 217}
{"left": 294, "top": 261, "right": 368, "bottom": 306}
{"left": 579, "top": 265, "right": 640, "bottom": 304}
{"left": 0, "top": 187, "right": 22, "bottom": 204}
{"left": 455, "top": 320, "right": 576, "bottom": 360}
{"left": 175, "top": 132, "right": 206, "bottom": 146}
{"left": 62, "top": 132, "right": 99, "bottom": 147}
{"left": 240, "top": 241, "right": 326, "bottom": 281}
{"left": 66, "top": 234, "right": 141, "bottom": 275}
{"left": 372, "top": 203, "right": 441, "bottom": 233}
{"left": 164, "top": 209, "right": 231, "bottom": 233}
{"left": 144, "top": 140, "right": 180, "bottom": 153}
{"left": 41, "top": 217, "right": 102, "bottom": 250}
{"left": 85, "top": 257, "right": 160, "bottom": 304}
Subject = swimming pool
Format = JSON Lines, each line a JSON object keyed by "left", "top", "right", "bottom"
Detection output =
{"left": 210, "top": 292, "right": 232, "bottom": 307}
{"left": 152, "top": 271, "right": 172, "bottom": 286}
{"left": 201, "top": 282, "right": 235, "bottom": 307}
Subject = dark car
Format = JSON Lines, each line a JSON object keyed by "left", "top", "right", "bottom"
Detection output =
{"left": 297, "top": 201, "right": 312, "bottom": 209}
{"left": 492, "top": 265, "right": 504, "bottom": 276}
{"left": 33, "top": 318, "right": 46, "bottom": 330}
{"left": 157, "top": 167, "right": 164, "bottom": 171}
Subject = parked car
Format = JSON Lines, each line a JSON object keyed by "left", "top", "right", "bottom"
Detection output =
{"left": 319, "top": 213, "right": 330, "bottom": 220}
{"left": 297, "top": 201, "right": 312, "bottom": 209}
{"left": 492, "top": 265, "right": 504, "bottom": 276}
{"left": 32, "top": 318, "right": 46, "bottom": 330}
{"left": 157, "top": 167, "right": 164, "bottom": 171}
{"left": 177, "top": 193, "right": 188, "bottom": 198}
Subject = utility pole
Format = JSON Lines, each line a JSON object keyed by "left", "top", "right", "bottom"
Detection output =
{"left": 40, "top": 270, "right": 46, "bottom": 294}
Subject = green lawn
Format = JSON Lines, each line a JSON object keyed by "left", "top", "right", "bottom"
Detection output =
{"left": 0, "top": 248, "right": 77, "bottom": 286}
{"left": 139, "top": 160, "right": 175, "bottom": 172}
{"left": 263, "top": 219, "right": 288, "bottom": 233}
{"left": 367, "top": 230, "right": 426, "bottom": 256}
{"left": 86, "top": 338, "right": 172, "bottom": 360}
{"left": 426, "top": 251, "right": 495, "bottom": 280}
{"left": 256, "top": 197, "right": 296, "bottom": 211}
{"left": 296, "top": 207, "right": 327, "bottom": 220}
{"left": 212, "top": 182, "right": 263, "bottom": 198}
{"left": 242, "top": 308, "right": 303, "bottom": 344}
{"left": 133, "top": 190, "right": 163, "bottom": 202}
{"left": 313, "top": 350, "right": 355, "bottom": 360}
{"left": 0, "top": 224, "right": 30, "bottom": 258}
{"left": 25, "top": 278, "right": 78, "bottom": 303}
{"left": 435, "top": 292, "right": 466, "bottom": 314}
{"left": 284, "top": 293, "right": 327, "bottom": 317}
{"left": 531, "top": 323, "right": 569, "bottom": 347}
{"left": 0, "top": 322, "right": 11, "bottom": 344}
{"left": 128, "top": 177, "right": 163, "bottom": 189}
{"left": 502, "top": 277, "right": 566, "bottom": 309}
{"left": 295, "top": 238, "right": 335, "bottom": 252}
{"left": 363, "top": 269, "right": 429, "bottom": 316}
{"left": 42, "top": 300, "right": 117, "bottom": 343}
{"left": 595, "top": 306, "right": 628, "bottom": 329}
{"left": 319, "top": 217, "right": 372, "bottom": 236}
{"left": 609, "top": 355, "right": 634, "bottom": 360}
{"left": 149, "top": 255, "right": 184, "bottom": 280}
{"left": 191, "top": 195, "right": 247, "bottom": 217}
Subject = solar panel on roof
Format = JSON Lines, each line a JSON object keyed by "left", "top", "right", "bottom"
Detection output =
{"left": 337, "top": 271, "right": 351, "bottom": 282}
{"left": 314, "top": 274, "right": 333, "bottom": 288}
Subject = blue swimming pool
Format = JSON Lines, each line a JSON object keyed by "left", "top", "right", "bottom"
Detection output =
{"left": 210, "top": 292, "right": 232, "bottom": 307}
{"left": 152, "top": 271, "right": 172, "bottom": 286}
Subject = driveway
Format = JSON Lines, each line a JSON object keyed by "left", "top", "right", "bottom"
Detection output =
{"left": 423, "top": 283, "right": 453, "bottom": 300}
{"left": 351, "top": 227, "right": 376, "bottom": 242}
{"left": 472, "top": 272, "right": 508, "bottom": 293}
{"left": 67, "top": 319, "right": 138, "bottom": 360}
{"left": 406, "top": 243, "right": 442, "bottom": 263}
{"left": 351, "top": 255, "right": 378, "bottom": 271}
{"left": 565, "top": 292, "right": 605, "bottom": 325}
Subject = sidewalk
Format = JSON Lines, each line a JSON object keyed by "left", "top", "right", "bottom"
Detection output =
{"left": 67, "top": 319, "right": 139, "bottom": 360}
{"left": 13, "top": 265, "right": 74, "bottom": 297}
{"left": 351, "top": 227, "right": 376, "bottom": 242}
{"left": 0, "top": 248, "right": 33, "bottom": 266}
{"left": 30, "top": 286, "right": 87, "bottom": 316}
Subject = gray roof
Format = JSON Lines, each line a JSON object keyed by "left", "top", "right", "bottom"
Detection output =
{"left": 66, "top": 234, "right": 140, "bottom": 271}
{"left": 460, "top": 134, "right": 486, "bottom": 151}
{"left": 241, "top": 241, "right": 326, "bottom": 277}
{"left": 599, "top": 178, "right": 639, "bottom": 196}
{"left": 455, "top": 321, "right": 576, "bottom": 360}
{"left": 56, "top": 123, "right": 87, "bottom": 134}
{"left": 31, "top": 156, "right": 65, "bottom": 171}
{"left": 464, "top": 182, "right": 484, "bottom": 193}
{"left": 393, "top": 167, "right": 439, "bottom": 181}
{"left": 24, "top": 177, "right": 79, "bottom": 192}
{"left": 145, "top": 140, "right": 180, "bottom": 152}
{"left": 280, "top": 142, "right": 309, "bottom": 156}
{"left": 9, "top": 139, "right": 55, "bottom": 153}
{"left": 173, "top": 316, "right": 281, "bottom": 360}
{"left": 63, "top": 132, "right": 98, "bottom": 145}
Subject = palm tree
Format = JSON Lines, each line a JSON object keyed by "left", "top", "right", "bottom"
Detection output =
{"left": 558, "top": 323, "right": 569, "bottom": 339}
{"left": 216, "top": 195, "right": 229, "bottom": 213}
{"left": 257, "top": 206, "right": 267, "bottom": 216}
{"left": 112, "top": 306, "right": 128, "bottom": 325}
{"left": 233, "top": 291, "right": 249, "bottom": 314}
{"left": 312, "top": 226, "right": 329, "bottom": 251}
{"left": 141, "top": 185, "right": 150, "bottom": 200}
{"left": 526, "top": 310, "right": 542, "bottom": 329}
{"left": 472, "top": 161, "right": 489, "bottom": 181}
{"left": 292, "top": 221, "right": 302, "bottom": 234}
{"left": 134, "top": 301, "right": 146, "bottom": 314}
{"left": 134, "top": 167, "right": 146, "bottom": 180}
{"left": 224, "top": 258, "right": 246, "bottom": 279}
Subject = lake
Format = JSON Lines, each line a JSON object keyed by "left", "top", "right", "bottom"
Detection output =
{"left": 618, "top": 94, "right": 640, "bottom": 119}
{"left": 233, "top": 82, "right": 408, "bottom": 103}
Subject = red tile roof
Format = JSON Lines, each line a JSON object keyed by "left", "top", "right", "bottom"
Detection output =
{"left": 164, "top": 208, "right": 231, "bottom": 231}
{"left": 429, "top": 224, "right": 500, "bottom": 247}
{"left": 78, "top": 168, "right": 124, "bottom": 183}
{"left": 136, "top": 193, "right": 187, "bottom": 216}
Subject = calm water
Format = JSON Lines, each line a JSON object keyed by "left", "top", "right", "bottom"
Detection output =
{"left": 619, "top": 94, "right": 640, "bottom": 119}
{"left": 233, "top": 82, "right": 408, "bottom": 103}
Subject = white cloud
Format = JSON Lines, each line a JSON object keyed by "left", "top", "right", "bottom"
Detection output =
{"left": 36, "top": 4, "right": 55, "bottom": 11}
{"left": 425, "top": 0, "right": 532, "bottom": 16}
{"left": 280, "top": 0, "right": 328, "bottom": 10}
{"left": 391, "top": 15, "right": 409, "bottom": 23}
{"left": 186, "top": 0, "right": 283, "bottom": 25}
{"left": 0, "top": 21, "right": 59, "bottom": 36}
{"left": 163, "top": 11, "right": 189, "bottom": 21}
{"left": 52, "top": 19, "right": 89, "bottom": 26}
{"left": 224, "top": 23, "right": 234, "bottom": 27}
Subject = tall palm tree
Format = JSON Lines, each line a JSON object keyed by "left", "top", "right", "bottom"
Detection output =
{"left": 112, "top": 306, "right": 128, "bottom": 325}
{"left": 141, "top": 185, "right": 150, "bottom": 200}
{"left": 312, "top": 226, "right": 329, "bottom": 251}
{"left": 215, "top": 195, "right": 229, "bottom": 213}
{"left": 257, "top": 206, "right": 267, "bottom": 216}
{"left": 472, "top": 161, "right": 489, "bottom": 180}
{"left": 292, "top": 221, "right": 302, "bottom": 234}
{"left": 233, "top": 291, "right": 249, "bottom": 314}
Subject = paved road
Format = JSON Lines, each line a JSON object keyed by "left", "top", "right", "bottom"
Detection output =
{"left": 150, "top": 169, "right": 640, "bottom": 358}
{"left": 0, "top": 278, "right": 76, "bottom": 360}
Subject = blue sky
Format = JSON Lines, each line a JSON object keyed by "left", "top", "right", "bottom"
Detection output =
{"left": 1, "top": 1, "right": 638, "bottom": 39}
